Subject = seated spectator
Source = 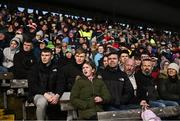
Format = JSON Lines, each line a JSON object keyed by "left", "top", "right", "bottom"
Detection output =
{"left": 28, "top": 48, "right": 64, "bottom": 120}
{"left": 13, "top": 40, "right": 36, "bottom": 79}
{"left": 100, "top": 52, "right": 133, "bottom": 111}
{"left": 97, "top": 55, "right": 108, "bottom": 75}
{"left": 0, "top": 37, "right": 20, "bottom": 72}
{"left": 158, "top": 63, "right": 180, "bottom": 104}
{"left": 70, "top": 61, "right": 111, "bottom": 120}
{"left": 136, "top": 59, "right": 179, "bottom": 108}
{"left": 94, "top": 45, "right": 104, "bottom": 68}
{"left": 159, "top": 59, "right": 170, "bottom": 77}
{"left": 58, "top": 48, "right": 86, "bottom": 92}
{"left": 119, "top": 49, "right": 130, "bottom": 71}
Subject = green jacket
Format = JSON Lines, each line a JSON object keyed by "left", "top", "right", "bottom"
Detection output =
{"left": 70, "top": 76, "right": 111, "bottom": 119}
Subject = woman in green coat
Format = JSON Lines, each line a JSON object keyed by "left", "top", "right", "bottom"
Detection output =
{"left": 70, "top": 61, "right": 111, "bottom": 120}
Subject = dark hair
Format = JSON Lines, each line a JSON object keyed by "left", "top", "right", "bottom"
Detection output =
{"left": 75, "top": 47, "right": 86, "bottom": 55}
{"left": 119, "top": 49, "right": 129, "bottom": 56}
{"left": 41, "top": 47, "right": 53, "bottom": 55}
{"left": 107, "top": 52, "right": 119, "bottom": 58}
{"left": 84, "top": 60, "right": 96, "bottom": 73}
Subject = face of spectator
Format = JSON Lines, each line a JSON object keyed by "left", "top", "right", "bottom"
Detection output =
{"left": 42, "top": 24, "right": 48, "bottom": 31}
{"left": 130, "top": 44, "right": 135, "bottom": 51}
{"left": 120, "top": 53, "right": 129, "bottom": 64}
{"left": 163, "top": 62, "right": 170, "bottom": 70}
{"left": 41, "top": 52, "right": 52, "bottom": 64}
{"left": 82, "top": 63, "right": 95, "bottom": 78}
{"left": 141, "top": 60, "right": 153, "bottom": 76}
{"left": 108, "top": 54, "right": 119, "bottom": 68}
{"left": 82, "top": 43, "right": 88, "bottom": 50}
{"left": 0, "top": 33, "right": 5, "bottom": 41}
{"left": 135, "top": 59, "right": 141, "bottom": 66}
{"left": 55, "top": 47, "right": 61, "bottom": 54}
{"left": 124, "top": 59, "right": 136, "bottom": 76}
{"left": 23, "top": 42, "right": 33, "bottom": 52}
{"left": 10, "top": 40, "right": 18, "bottom": 49}
{"left": 39, "top": 42, "right": 46, "bottom": 49}
{"left": 103, "top": 56, "right": 108, "bottom": 67}
{"left": 75, "top": 53, "right": 86, "bottom": 65}
{"left": 98, "top": 46, "right": 104, "bottom": 54}
{"left": 167, "top": 68, "right": 177, "bottom": 77}
{"left": 66, "top": 52, "right": 72, "bottom": 59}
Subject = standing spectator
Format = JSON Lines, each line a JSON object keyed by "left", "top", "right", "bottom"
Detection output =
{"left": 28, "top": 48, "right": 64, "bottom": 120}
{"left": 13, "top": 40, "right": 36, "bottom": 79}
{"left": 70, "top": 61, "right": 111, "bottom": 120}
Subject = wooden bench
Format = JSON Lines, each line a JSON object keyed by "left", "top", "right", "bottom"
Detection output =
{"left": 97, "top": 106, "right": 180, "bottom": 121}
{"left": 60, "top": 92, "right": 77, "bottom": 121}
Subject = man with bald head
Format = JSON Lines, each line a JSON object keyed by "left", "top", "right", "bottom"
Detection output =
{"left": 123, "top": 58, "right": 141, "bottom": 109}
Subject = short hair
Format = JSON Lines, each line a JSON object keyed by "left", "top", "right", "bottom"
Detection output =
{"left": 41, "top": 47, "right": 53, "bottom": 55}
{"left": 107, "top": 52, "right": 119, "bottom": 58}
{"left": 75, "top": 48, "right": 86, "bottom": 55}
{"left": 83, "top": 60, "right": 97, "bottom": 74}
{"left": 55, "top": 43, "right": 62, "bottom": 48}
{"left": 23, "top": 40, "right": 33, "bottom": 44}
{"left": 119, "top": 49, "right": 129, "bottom": 56}
{"left": 141, "top": 58, "right": 152, "bottom": 66}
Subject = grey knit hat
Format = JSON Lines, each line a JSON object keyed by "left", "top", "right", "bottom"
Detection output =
{"left": 168, "top": 63, "right": 179, "bottom": 74}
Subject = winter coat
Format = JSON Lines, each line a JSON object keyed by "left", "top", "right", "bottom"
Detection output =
{"left": 100, "top": 66, "right": 133, "bottom": 105}
{"left": 158, "top": 74, "right": 180, "bottom": 101}
{"left": 13, "top": 49, "right": 36, "bottom": 79}
{"left": 58, "top": 62, "right": 84, "bottom": 92}
{"left": 2, "top": 40, "right": 20, "bottom": 68}
{"left": 135, "top": 71, "right": 159, "bottom": 102}
{"left": 28, "top": 62, "right": 64, "bottom": 100}
{"left": 70, "top": 76, "right": 111, "bottom": 119}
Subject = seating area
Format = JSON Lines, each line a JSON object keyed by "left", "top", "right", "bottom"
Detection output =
{"left": 0, "top": 1, "right": 180, "bottom": 121}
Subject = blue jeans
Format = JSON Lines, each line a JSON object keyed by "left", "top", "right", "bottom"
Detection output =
{"left": 149, "top": 100, "right": 179, "bottom": 108}
{"left": 104, "top": 104, "right": 140, "bottom": 111}
{"left": 0, "top": 66, "right": 8, "bottom": 73}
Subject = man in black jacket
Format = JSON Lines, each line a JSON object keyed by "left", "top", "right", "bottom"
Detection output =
{"left": 100, "top": 52, "right": 133, "bottom": 111}
{"left": 28, "top": 48, "right": 64, "bottom": 120}
{"left": 58, "top": 48, "right": 86, "bottom": 92}
{"left": 136, "top": 58, "right": 178, "bottom": 108}
{"left": 13, "top": 40, "right": 36, "bottom": 79}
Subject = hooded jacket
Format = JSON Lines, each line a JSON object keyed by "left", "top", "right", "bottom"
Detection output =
{"left": 70, "top": 76, "right": 111, "bottom": 119}
{"left": 2, "top": 39, "right": 20, "bottom": 68}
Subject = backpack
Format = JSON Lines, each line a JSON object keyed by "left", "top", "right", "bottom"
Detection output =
{"left": 141, "top": 108, "right": 161, "bottom": 121}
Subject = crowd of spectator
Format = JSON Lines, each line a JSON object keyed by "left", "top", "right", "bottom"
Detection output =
{"left": 0, "top": 4, "right": 180, "bottom": 120}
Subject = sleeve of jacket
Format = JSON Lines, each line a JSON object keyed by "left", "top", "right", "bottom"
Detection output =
{"left": 28, "top": 65, "right": 42, "bottom": 97}
{"left": 158, "top": 78, "right": 180, "bottom": 100}
{"left": 70, "top": 79, "right": 89, "bottom": 110}
{"left": 56, "top": 66, "right": 66, "bottom": 97}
